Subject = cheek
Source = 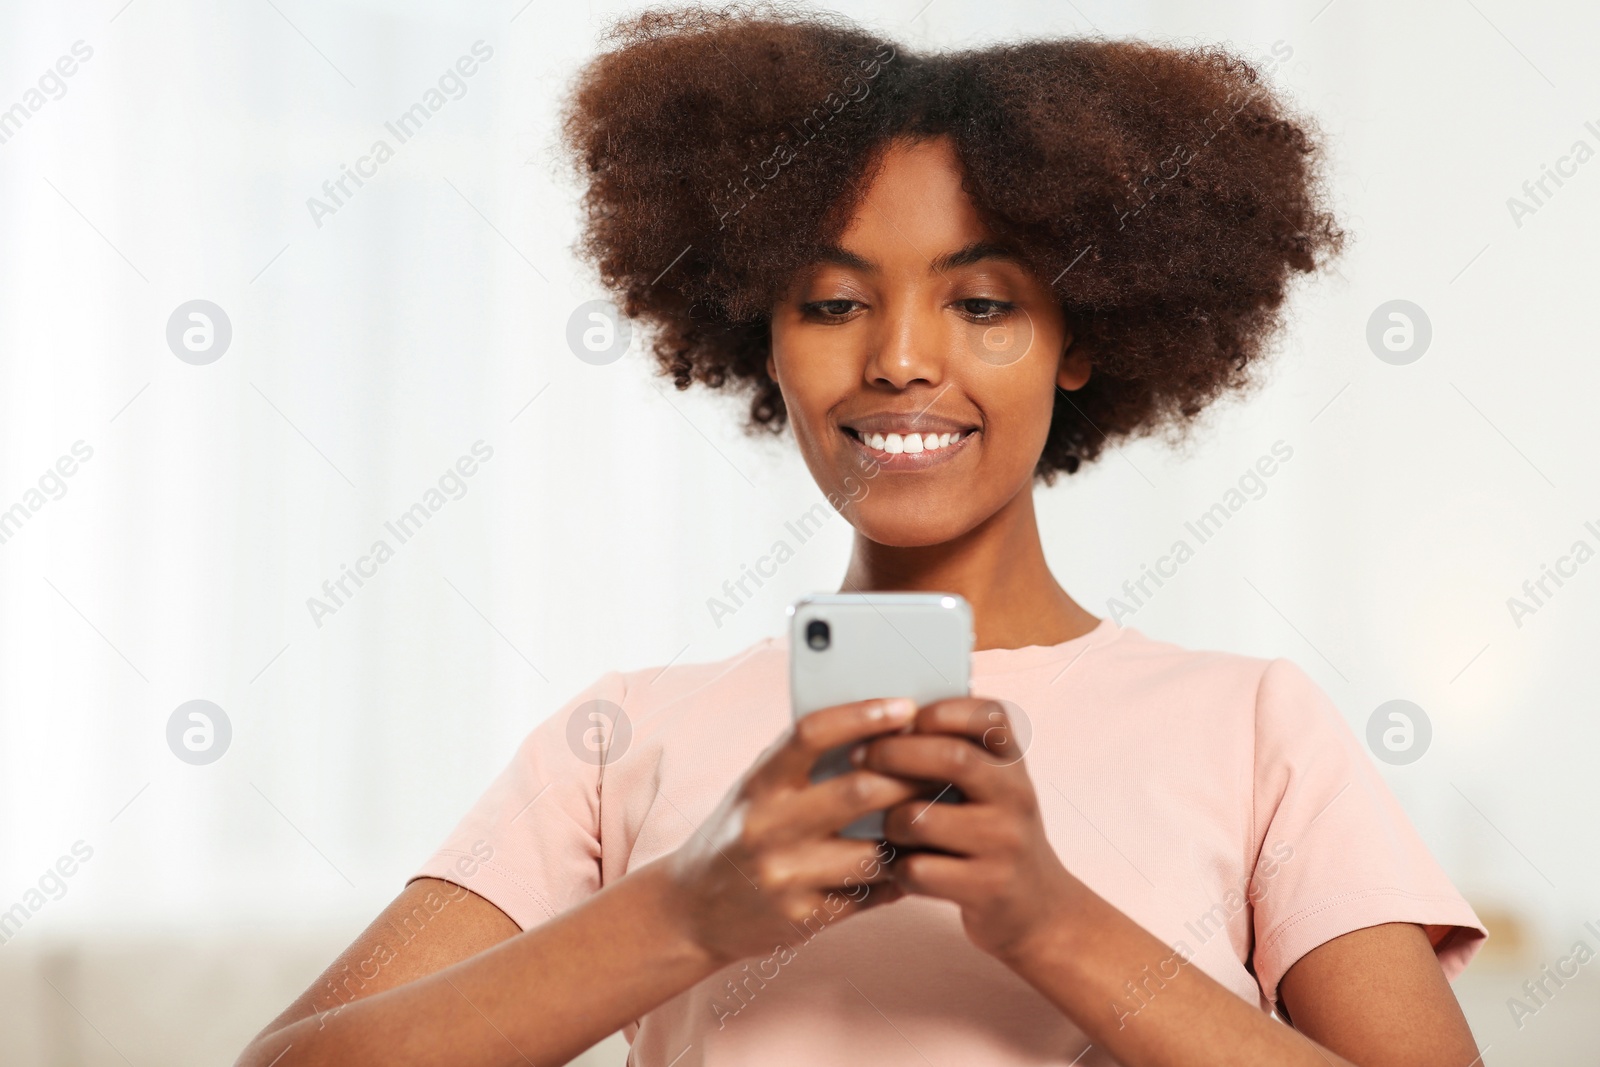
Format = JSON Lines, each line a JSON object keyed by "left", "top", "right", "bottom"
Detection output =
{"left": 979, "top": 362, "right": 1059, "bottom": 457}
{"left": 770, "top": 335, "right": 851, "bottom": 446}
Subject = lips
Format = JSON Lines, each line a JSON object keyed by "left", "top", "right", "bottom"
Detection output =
{"left": 838, "top": 415, "right": 972, "bottom": 470}
{"left": 841, "top": 412, "right": 978, "bottom": 438}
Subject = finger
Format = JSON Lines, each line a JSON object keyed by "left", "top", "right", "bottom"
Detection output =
{"left": 757, "top": 697, "right": 917, "bottom": 787}
{"left": 851, "top": 877, "right": 906, "bottom": 912}
{"left": 752, "top": 837, "right": 899, "bottom": 897}
{"left": 778, "top": 878, "right": 906, "bottom": 944}
{"left": 882, "top": 797, "right": 1007, "bottom": 856}
{"left": 914, "top": 698, "right": 1030, "bottom": 766}
{"left": 760, "top": 769, "right": 925, "bottom": 841}
{"left": 889, "top": 850, "right": 990, "bottom": 905}
{"left": 857, "top": 732, "right": 1004, "bottom": 802}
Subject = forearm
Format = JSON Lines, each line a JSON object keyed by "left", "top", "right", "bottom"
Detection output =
{"left": 1004, "top": 878, "right": 1356, "bottom": 1067}
{"left": 238, "top": 858, "right": 718, "bottom": 1067}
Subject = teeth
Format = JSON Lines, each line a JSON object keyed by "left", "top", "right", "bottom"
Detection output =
{"left": 856, "top": 430, "right": 965, "bottom": 452}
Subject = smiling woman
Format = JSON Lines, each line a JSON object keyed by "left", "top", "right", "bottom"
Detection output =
{"left": 766, "top": 136, "right": 1084, "bottom": 552}
{"left": 235, "top": 7, "right": 1487, "bottom": 1067}
{"left": 565, "top": 6, "right": 1342, "bottom": 482}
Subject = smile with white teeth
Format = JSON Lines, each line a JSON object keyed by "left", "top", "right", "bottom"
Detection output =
{"left": 854, "top": 429, "right": 965, "bottom": 454}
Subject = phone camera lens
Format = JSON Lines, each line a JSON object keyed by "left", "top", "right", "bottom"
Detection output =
{"left": 805, "top": 619, "right": 830, "bottom": 651}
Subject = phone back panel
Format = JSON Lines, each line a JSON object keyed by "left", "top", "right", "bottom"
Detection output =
{"left": 790, "top": 593, "right": 973, "bottom": 716}
{"left": 789, "top": 593, "right": 973, "bottom": 837}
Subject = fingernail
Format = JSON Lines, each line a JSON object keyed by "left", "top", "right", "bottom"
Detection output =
{"left": 883, "top": 698, "right": 915, "bottom": 721}
{"left": 850, "top": 743, "right": 868, "bottom": 766}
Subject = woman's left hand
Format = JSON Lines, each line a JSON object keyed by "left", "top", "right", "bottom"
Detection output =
{"left": 852, "top": 696, "right": 1079, "bottom": 963}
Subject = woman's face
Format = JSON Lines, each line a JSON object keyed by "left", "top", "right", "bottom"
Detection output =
{"left": 769, "top": 135, "right": 1090, "bottom": 547}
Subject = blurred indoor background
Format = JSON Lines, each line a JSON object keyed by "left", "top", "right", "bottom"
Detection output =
{"left": 1, "top": 0, "right": 1596, "bottom": 1063}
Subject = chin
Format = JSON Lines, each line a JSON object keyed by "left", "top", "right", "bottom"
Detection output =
{"left": 844, "top": 500, "right": 980, "bottom": 549}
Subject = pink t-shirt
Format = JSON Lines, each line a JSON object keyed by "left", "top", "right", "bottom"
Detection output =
{"left": 412, "top": 618, "right": 1485, "bottom": 1065}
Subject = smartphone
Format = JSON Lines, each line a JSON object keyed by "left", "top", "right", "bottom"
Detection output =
{"left": 788, "top": 592, "right": 973, "bottom": 839}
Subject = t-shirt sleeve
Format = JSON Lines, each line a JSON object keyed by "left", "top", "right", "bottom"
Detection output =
{"left": 408, "top": 670, "right": 629, "bottom": 930}
{"left": 1247, "top": 658, "right": 1486, "bottom": 1008}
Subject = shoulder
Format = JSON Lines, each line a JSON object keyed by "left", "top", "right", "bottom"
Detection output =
{"left": 1092, "top": 623, "right": 1280, "bottom": 696}
{"left": 1086, "top": 625, "right": 1338, "bottom": 736}
{"left": 610, "top": 635, "right": 786, "bottom": 716}
{"left": 520, "top": 637, "right": 784, "bottom": 762}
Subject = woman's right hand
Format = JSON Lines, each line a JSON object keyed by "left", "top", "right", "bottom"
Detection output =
{"left": 233, "top": 696, "right": 927, "bottom": 1067}
{"left": 663, "top": 696, "right": 924, "bottom": 967}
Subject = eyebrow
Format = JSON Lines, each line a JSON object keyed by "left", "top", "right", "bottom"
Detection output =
{"left": 931, "top": 240, "right": 1020, "bottom": 273}
{"left": 812, "top": 240, "right": 1021, "bottom": 275}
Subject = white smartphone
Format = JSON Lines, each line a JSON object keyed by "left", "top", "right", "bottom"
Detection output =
{"left": 788, "top": 592, "right": 974, "bottom": 839}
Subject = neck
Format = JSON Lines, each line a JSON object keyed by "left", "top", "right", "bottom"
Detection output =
{"left": 837, "top": 487, "right": 1100, "bottom": 652}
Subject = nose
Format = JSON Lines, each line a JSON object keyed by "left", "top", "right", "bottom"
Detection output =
{"left": 863, "top": 297, "right": 946, "bottom": 390}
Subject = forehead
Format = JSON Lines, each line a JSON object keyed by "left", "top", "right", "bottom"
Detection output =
{"left": 834, "top": 136, "right": 991, "bottom": 261}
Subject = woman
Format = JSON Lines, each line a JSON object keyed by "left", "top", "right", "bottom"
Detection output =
{"left": 237, "top": 8, "right": 1486, "bottom": 1066}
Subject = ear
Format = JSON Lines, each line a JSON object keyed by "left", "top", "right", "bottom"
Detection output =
{"left": 1055, "top": 328, "right": 1091, "bottom": 392}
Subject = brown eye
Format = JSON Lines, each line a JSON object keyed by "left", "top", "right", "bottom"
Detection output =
{"left": 801, "top": 299, "right": 862, "bottom": 320}
{"left": 957, "top": 298, "right": 1014, "bottom": 321}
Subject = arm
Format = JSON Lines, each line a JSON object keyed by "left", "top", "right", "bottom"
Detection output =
{"left": 236, "top": 697, "right": 927, "bottom": 1067}
{"left": 996, "top": 883, "right": 1478, "bottom": 1066}
{"left": 858, "top": 698, "right": 1486, "bottom": 1067}
{"left": 1279, "top": 921, "right": 1481, "bottom": 1064}
{"left": 235, "top": 864, "right": 715, "bottom": 1067}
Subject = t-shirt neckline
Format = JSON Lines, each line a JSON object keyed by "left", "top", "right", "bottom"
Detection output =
{"left": 971, "top": 615, "right": 1121, "bottom": 674}
{"left": 764, "top": 615, "right": 1123, "bottom": 675}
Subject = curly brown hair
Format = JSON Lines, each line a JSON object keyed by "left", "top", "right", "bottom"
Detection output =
{"left": 562, "top": 4, "right": 1344, "bottom": 479}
